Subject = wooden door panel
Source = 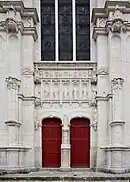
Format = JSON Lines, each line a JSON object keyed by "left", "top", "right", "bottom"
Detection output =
{"left": 70, "top": 118, "right": 90, "bottom": 168}
{"left": 42, "top": 118, "right": 62, "bottom": 168}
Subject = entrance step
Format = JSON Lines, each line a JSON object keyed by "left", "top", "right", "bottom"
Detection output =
{"left": 0, "top": 171, "right": 130, "bottom": 181}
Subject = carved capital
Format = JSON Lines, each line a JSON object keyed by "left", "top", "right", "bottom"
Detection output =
{"left": 111, "top": 78, "right": 124, "bottom": 91}
{"left": 22, "top": 67, "right": 34, "bottom": 76}
{"left": 97, "top": 67, "right": 108, "bottom": 75}
{"left": 5, "top": 18, "right": 18, "bottom": 33}
{"left": 5, "top": 77, "right": 20, "bottom": 90}
{"left": 107, "top": 19, "right": 127, "bottom": 33}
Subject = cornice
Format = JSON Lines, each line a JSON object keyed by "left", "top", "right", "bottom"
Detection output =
{"left": 0, "top": 1, "right": 39, "bottom": 24}
{"left": 34, "top": 61, "right": 97, "bottom": 71}
{"left": 92, "top": 1, "right": 130, "bottom": 24}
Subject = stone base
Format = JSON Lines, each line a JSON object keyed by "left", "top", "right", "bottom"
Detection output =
{"left": 0, "top": 167, "right": 40, "bottom": 175}
{"left": 60, "top": 167, "right": 71, "bottom": 172}
{"left": 96, "top": 167, "right": 127, "bottom": 174}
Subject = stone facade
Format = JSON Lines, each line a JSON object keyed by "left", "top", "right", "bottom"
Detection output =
{"left": 0, "top": 0, "right": 130, "bottom": 174}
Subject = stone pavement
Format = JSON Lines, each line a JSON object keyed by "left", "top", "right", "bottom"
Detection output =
{"left": 0, "top": 170, "right": 130, "bottom": 181}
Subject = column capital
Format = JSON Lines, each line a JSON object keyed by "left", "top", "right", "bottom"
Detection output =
{"left": 5, "top": 77, "right": 20, "bottom": 90}
{"left": 111, "top": 78, "right": 124, "bottom": 91}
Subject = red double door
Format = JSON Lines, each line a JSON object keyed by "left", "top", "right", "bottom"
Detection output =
{"left": 42, "top": 118, "right": 90, "bottom": 168}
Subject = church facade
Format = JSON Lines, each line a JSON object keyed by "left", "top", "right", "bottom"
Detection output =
{"left": 0, "top": 0, "right": 130, "bottom": 174}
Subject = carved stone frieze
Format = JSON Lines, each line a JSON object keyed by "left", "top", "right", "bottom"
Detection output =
{"left": 34, "top": 63, "right": 97, "bottom": 106}
{"left": 5, "top": 77, "right": 20, "bottom": 90}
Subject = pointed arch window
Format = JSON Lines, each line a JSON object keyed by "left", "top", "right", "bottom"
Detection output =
{"left": 41, "top": 0, "right": 90, "bottom": 61}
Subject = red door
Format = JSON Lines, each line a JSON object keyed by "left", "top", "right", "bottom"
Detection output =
{"left": 70, "top": 118, "right": 90, "bottom": 168}
{"left": 42, "top": 118, "right": 62, "bottom": 168}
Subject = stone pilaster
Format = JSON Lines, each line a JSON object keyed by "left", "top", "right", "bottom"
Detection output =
{"left": 95, "top": 34, "right": 108, "bottom": 170}
{"left": 5, "top": 77, "right": 21, "bottom": 168}
{"left": 109, "top": 78, "right": 125, "bottom": 173}
{"left": 60, "top": 115, "right": 70, "bottom": 171}
{"left": 5, "top": 77, "right": 21, "bottom": 144}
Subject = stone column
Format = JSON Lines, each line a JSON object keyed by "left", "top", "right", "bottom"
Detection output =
{"left": 109, "top": 78, "right": 125, "bottom": 173}
{"left": 96, "top": 35, "right": 108, "bottom": 170}
{"left": 60, "top": 115, "right": 70, "bottom": 171}
{"left": 5, "top": 77, "right": 21, "bottom": 168}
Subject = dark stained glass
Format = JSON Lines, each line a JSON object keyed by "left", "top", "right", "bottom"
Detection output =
{"left": 41, "top": 0, "right": 55, "bottom": 61}
{"left": 58, "top": 0, "right": 72, "bottom": 61}
{"left": 76, "top": 0, "right": 90, "bottom": 61}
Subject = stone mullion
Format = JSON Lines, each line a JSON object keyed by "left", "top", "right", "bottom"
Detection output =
{"left": 61, "top": 115, "right": 70, "bottom": 171}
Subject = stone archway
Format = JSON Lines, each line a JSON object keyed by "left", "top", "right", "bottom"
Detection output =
{"left": 70, "top": 117, "right": 90, "bottom": 168}
{"left": 42, "top": 118, "right": 62, "bottom": 168}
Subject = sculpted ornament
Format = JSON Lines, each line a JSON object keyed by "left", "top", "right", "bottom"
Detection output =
{"left": 111, "top": 19, "right": 126, "bottom": 33}
{"left": 35, "top": 97, "right": 41, "bottom": 106}
{"left": 34, "top": 120, "right": 41, "bottom": 130}
{"left": 111, "top": 78, "right": 124, "bottom": 91}
{"left": 90, "top": 89, "right": 97, "bottom": 107}
{"left": 5, "top": 77, "right": 20, "bottom": 90}
{"left": 107, "top": 19, "right": 127, "bottom": 33}
{"left": 4, "top": 18, "right": 19, "bottom": 34}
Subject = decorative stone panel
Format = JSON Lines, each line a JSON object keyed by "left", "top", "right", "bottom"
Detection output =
{"left": 34, "top": 62, "right": 97, "bottom": 107}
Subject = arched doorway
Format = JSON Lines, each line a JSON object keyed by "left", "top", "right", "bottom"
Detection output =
{"left": 70, "top": 118, "right": 90, "bottom": 168}
{"left": 42, "top": 118, "right": 62, "bottom": 168}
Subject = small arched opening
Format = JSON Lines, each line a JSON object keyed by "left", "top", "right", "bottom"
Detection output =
{"left": 70, "top": 117, "right": 90, "bottom": 168}
{"left": 42, "top": 117, "right": 62, "bottom": 168}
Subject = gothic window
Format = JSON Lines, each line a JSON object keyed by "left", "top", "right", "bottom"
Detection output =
{"left": 41, "top": 0, "right": 55, "bottom": 61}
{"left": 58, "top": 0, "right": 72, "bottom": 60}
{"left": 41, "top": 0, "right": 90, "bottom": 61}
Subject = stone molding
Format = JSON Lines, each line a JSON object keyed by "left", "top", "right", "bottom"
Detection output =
{"left": 5, "top": 120, "right": 21, "bottom": 127}
{"left": 0, "top": 146, "right": 31, "bottom": 151}
{"left": 61, "top": 144, "right": 70, "bottom": 149}
{"left": 5, "top": 77, "right": 20, "bottom": 90}
{"left": 101, "top": 146, "right": 130, "bottom": 151}
{"left": 18, "top": 94, "right": 35, "bottom": 101}
{"left": 110, "top": 120, "right": 125, "bottom": 126}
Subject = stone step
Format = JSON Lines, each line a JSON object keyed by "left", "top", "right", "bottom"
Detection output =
{"left": 0, "top": 170, "right": 130, "bottom": 181}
